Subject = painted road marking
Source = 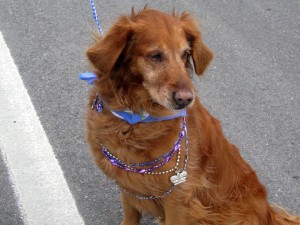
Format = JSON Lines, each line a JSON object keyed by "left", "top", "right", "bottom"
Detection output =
{"left": 0, "top": 32, "right": 84, "bottom": 225}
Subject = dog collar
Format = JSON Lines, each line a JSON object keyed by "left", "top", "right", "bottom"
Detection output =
{"left": 92, "top": 93, "right": 186, "bottom": 124}
{"left": 80, "top": 72, "right": 187, "bottom": 124}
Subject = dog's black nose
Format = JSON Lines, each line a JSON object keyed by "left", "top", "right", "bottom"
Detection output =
{"left": 172, "top": 90, "right": 194, "bottom": 109}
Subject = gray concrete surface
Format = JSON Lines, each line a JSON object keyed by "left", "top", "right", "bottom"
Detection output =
{"left": 0, "top": 0, "right": 299, "bottom": 224}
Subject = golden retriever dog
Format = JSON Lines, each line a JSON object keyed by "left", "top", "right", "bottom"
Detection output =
{"left": 84, "top": 8, "right": 300, "bottom": 225}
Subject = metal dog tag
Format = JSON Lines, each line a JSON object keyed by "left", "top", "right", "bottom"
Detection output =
{"left": 170, "top": 171, "right": 187, "bottom": 186}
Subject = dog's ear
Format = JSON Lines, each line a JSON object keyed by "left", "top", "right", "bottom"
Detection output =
{"left": 180, "top": 12, "right": 213, "bottom": 76}
{"left": 87, "top": 16, "right": 133, "bottom": 74}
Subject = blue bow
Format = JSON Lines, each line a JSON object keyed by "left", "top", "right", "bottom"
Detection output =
{"left": 80, "top": 72, "right": 97, "bottom": 84}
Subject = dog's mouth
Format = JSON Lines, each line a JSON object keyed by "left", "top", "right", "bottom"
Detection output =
{"left": 172, "top": 99, "right": 194, "bottom": 110}
{"left": 172, "top": 100, "right": 194, "bottom": 110}
{"left": 147, "top": 99, "right": 189, "bottom": 117}
{"left": 174, "top": 105, "right": 188, "bottom": 110}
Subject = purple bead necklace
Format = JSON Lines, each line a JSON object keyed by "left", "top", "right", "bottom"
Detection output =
{"left": 101, "top": 117, "right": 189, "bottom": 200}
{"left": 101, "top": 119, "right": 186, "bottom": 175}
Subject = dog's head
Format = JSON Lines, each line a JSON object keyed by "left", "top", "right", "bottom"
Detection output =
{"left": 87, "top": 9, "right": 213, "bottom": 114}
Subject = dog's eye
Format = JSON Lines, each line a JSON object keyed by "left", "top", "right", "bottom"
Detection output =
{"left": 148, "top": 52, "right": 163, "bottom": 62}
{"left": 182, "top": 50, "right": 191, "bottom": 60}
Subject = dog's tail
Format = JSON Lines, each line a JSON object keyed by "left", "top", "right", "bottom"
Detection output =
{"left": 270, "top": 204, "right": 300, "bottom": 225}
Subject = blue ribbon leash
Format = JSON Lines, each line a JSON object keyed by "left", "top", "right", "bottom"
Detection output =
{"left": 79, "top": 1, "right": 103, "bottom": 84}
{"left": 89, "top": 0, "right": 103, "bottom": 35}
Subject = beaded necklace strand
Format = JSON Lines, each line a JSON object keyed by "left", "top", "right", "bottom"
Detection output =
{"left": 101, "top": 119, "right": 186, "bottom": 175}
{"left": 103, "top": 117, "right": 189, "bottom": 200}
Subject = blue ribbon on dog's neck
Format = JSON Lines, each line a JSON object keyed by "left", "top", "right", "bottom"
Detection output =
{"left": 80, "top": 72, "right": 186, "bottom": 124}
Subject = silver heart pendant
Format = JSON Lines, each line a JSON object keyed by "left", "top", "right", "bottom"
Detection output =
{"left": 170, "top": 171, "right": 187, "bottom": 186}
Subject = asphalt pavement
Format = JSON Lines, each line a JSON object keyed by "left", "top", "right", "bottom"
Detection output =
{"left": 0, "top": 0, "right": 299, "bottom": 224}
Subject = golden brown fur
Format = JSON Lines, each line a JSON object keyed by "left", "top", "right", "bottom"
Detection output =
{"left": 85, "top": 8, "right": 300, "bottom": 225}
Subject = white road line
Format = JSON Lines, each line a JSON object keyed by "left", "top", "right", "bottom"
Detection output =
{"left": 0, "top": 32, "right": 85, "bottom": 225}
